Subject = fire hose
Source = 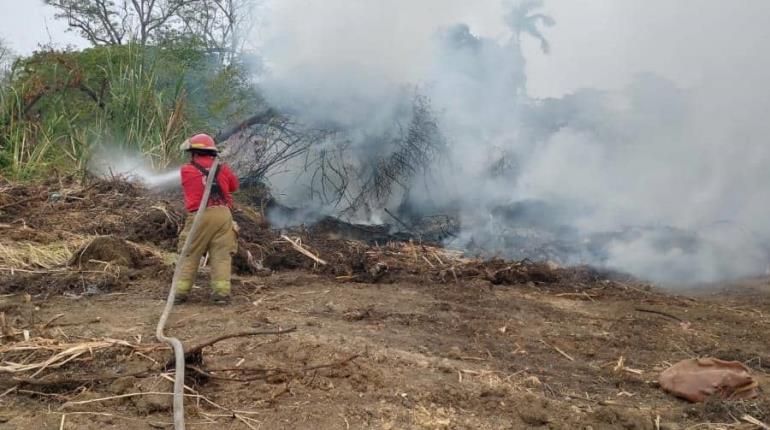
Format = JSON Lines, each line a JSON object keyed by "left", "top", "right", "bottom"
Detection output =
{"left": 156, "top": 157, "right": 220, "bottom": 430}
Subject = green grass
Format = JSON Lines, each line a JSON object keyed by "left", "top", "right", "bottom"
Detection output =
{"left": 0, "top": 44, "right": 258, "bottom": 180}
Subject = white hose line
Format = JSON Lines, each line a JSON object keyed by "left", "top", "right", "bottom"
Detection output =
{"left": 156, "top": 157, "right": 221, "bottom": 430}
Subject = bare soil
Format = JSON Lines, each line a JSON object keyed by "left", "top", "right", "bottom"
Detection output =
{"left": 0, "top": 178, "right": 768, "bottom": 429}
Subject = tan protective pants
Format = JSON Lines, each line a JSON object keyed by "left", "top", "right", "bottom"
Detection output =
{"left": 176, "top": 206, "right": 237, "bottom": 297}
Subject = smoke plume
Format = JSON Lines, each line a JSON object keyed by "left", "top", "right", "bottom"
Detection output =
{"left": 255, "top": 0, "right": 770, "bottom": 284}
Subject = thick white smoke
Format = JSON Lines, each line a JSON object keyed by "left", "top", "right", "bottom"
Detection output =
{"left": 256, "top": 0, "right": 770, "bottom": 284}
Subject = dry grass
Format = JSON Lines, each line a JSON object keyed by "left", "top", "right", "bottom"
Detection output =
{"left": 0, "top": 338, "right": 133, "bottom": 377}
{"left": 0, "top": 231, "right": 174, "bottom": 270}
{"left": 0, "top": 238, "right": 89, "bottom": 271}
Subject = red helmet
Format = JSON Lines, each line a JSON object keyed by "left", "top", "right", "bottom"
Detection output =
{"left": 181, "top": 133, "right": 218, "bottom": 153}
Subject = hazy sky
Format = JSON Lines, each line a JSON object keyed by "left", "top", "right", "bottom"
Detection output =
{"left": 1, "top": 0, "right": 769, "bottom": 98}
{"left": 0, "top": 0, "right": 85, "bottom": 53}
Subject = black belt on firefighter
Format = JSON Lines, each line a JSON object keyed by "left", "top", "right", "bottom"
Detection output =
{"left": 191, "top": 160, "right": 227, "bottom": 207}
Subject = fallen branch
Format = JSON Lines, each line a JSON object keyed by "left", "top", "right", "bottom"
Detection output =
{"left": 540, "top": 340, "right": 575, "bottom": 362}
{"left": 742, "top": 415, "right": 770, "bottom": 430}
{"left": 634, "top": 307, "right": 684, "bottom": 322}
{"left": 186, "top": 365, "right": 264, "bottom": 383}
{"left": 613, "top": 355, "right": 644, "bottom": 376}
{"left": 184, "top": 327, "right": 297, "bottom": 357}
{"left": 42, "top": 314, "right": 66, "bottom": 329}
{"left": 280, "top": 235, "right": 327, "bottom": 266}
{"left": 383, "top": 208, "right": 414, "bottom": 234}
{"left": 0, "top": 385, "right": 18, "bottom": 398}
{"left": 235, "top": 414, "right": 260, "bottom": 430}
{"left": 430, "top": 251, "right": 444, "bottom": 267}
{"left": 216, "top": 109, "right": 278, "bottom": 143}
{"left": 173, "top": 327, "right": 297, "bottom": 368}
{"left": 195, "top": 365, "right": 282, "bottom": 374}
{"left": 62, "top": 391, "right": 196, "bottom": 408}
{"left": 42, "top": 318, "right": 102, "bottom": 329}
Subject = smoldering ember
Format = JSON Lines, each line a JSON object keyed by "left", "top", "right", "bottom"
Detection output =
{"left": 0, "top": 1, "right": 768, "bottom": 429}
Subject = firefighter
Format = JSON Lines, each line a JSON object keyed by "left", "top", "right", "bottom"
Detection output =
{"left": 176, "top": 133, "right": 239, "bottom": 304}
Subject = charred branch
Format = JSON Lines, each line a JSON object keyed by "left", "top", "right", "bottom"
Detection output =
{"left": 216, "top": 108, "right": 278, "bottom": 143}
{"left": 341, "top": 93, "right": 445, "bottom": 214}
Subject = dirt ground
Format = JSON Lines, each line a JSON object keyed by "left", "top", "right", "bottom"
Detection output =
{"left": 0, "top": 178, "right": 768, "bottom": 430}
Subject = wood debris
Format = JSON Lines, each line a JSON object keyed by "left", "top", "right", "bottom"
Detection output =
{"left": 280, "top": 235, "right": 327, "bottom": 265}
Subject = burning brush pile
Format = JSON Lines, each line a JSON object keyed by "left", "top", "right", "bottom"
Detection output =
{"left": 0, "top": 176, "right": 619, "bottom": 298}
{"left": 234, "top": 196, "right": 617, "bottom": 289}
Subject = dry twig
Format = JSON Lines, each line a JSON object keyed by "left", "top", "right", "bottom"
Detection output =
{"left": 0, "top": 339, "right": 132, "bottom": 377}
{"left": 742, "top": 415, "right": 770, "bottom": 430}
{"left": 181, "top": 326, "right": 297, "bottom": 362}
{"left": 280, "top": 235, "right": 327, "bottom": 265}
{"left": 635, "top": 307, "right": 684, "bottom": 322}
{"left": 540, "top": 340, "right": 574, "bottom": 362}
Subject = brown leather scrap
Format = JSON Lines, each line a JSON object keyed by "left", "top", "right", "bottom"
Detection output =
{"left": 658, "top": 358, "right": 759, "bottom": 402}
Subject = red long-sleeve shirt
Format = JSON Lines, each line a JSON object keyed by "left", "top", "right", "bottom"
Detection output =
{"left": 180, "top": 155, "right": 239, "bottom": 212}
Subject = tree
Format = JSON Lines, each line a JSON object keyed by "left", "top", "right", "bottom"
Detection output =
{"left": 0, "top": 38, "right": 12, "bottom": 73}
{"left": 506, "top": 0, "right": 555, "bottom": 53}
{"left": 45, "top": 0, "right": 258, "bottom": 60}
{"left": 44, "top": 0, "right": 191, "bottom": 46}
{"left": 176, "top": 0, "right": 258, "bottom": 64}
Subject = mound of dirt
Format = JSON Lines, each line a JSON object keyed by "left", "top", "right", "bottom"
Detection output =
{"left": 68, "top": 236, "right": 156, "bottom": 269}
{"left": 0, "top": 270, "right": 129, "bottom": 295}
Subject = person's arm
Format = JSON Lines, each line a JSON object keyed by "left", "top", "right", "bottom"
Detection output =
{"left": 180, "top": 164, "right": 196, "bottom": 187}
{"left": 222, "top": 164, "right": 239, "bottom": 192}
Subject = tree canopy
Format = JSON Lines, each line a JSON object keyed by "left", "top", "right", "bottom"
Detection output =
{"left": 44, "top": 0, "right": 255, "bottom": 64}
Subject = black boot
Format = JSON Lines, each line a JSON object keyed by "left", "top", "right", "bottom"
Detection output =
{"left": 210, "top": 293, "right": 231, "bottom": 305}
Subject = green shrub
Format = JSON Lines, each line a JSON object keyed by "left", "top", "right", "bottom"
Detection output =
{"left": 0, "top": 43, "right": 261, "bottom": 180}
